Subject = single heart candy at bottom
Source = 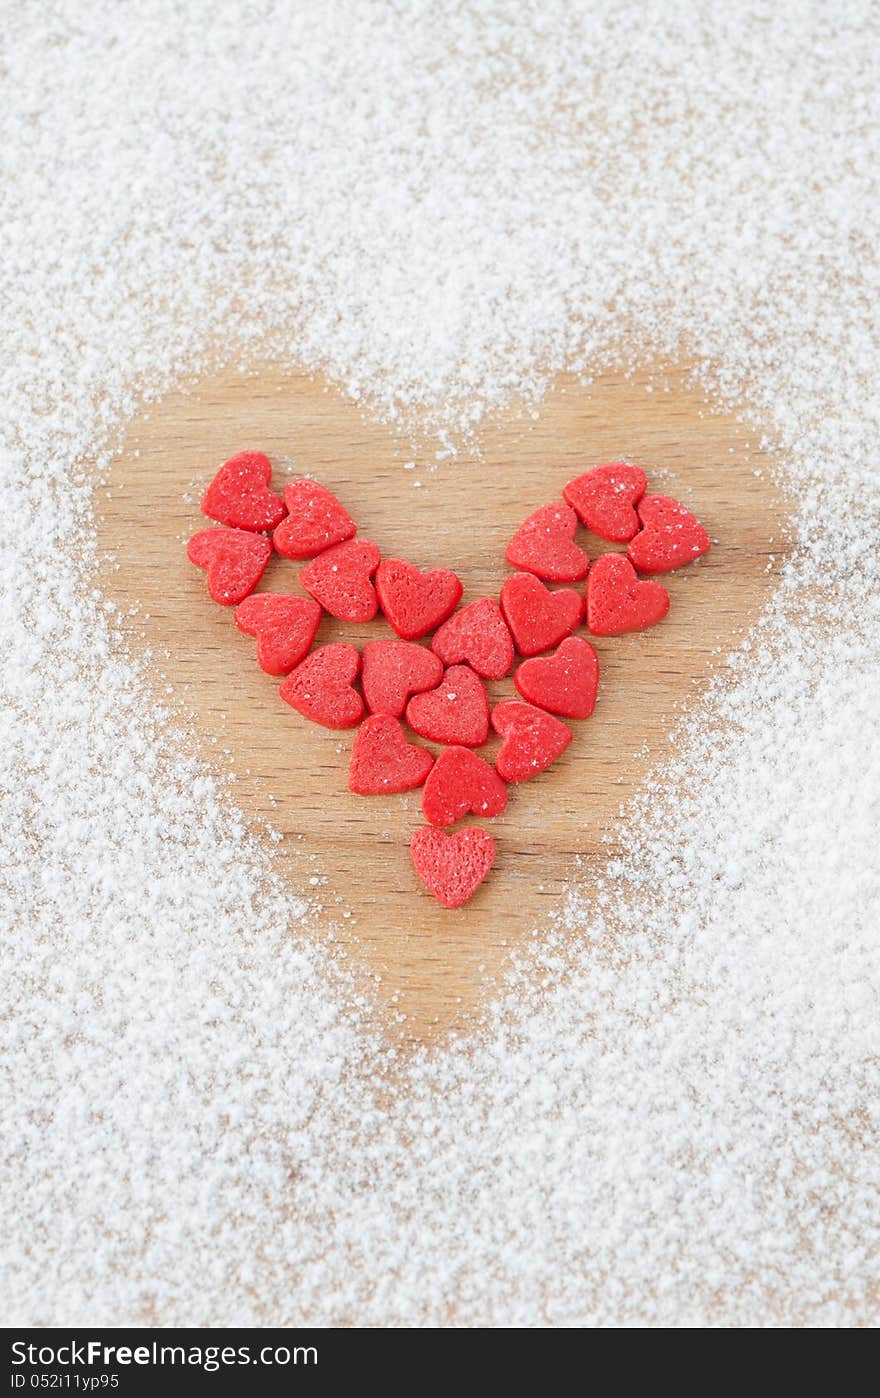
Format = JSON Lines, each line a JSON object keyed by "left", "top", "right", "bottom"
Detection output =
{"left": 410, "top": 826, "right": 496, "bottom": 908}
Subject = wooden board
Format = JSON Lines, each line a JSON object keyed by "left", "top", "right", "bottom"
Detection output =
{"left": 97, "top": 360, "right": 788, "bottom": 1045}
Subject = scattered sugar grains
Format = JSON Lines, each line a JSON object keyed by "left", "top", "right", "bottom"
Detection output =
{"left": 1, "top": 1, "right": 880, "bottom": 1326}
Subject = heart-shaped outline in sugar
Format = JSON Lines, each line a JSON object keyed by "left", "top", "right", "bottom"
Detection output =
{"left": 99, "top": 360, "right": 787, "bottom": 1042}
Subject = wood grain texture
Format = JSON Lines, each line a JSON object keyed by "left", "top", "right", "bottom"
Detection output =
{"left": 97, "top": 360, "right": 788, "bottom": 1045}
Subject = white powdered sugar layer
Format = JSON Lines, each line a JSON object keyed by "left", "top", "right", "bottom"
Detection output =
{"left": 1, "top": 2, "right": 879, "bottom": 1326}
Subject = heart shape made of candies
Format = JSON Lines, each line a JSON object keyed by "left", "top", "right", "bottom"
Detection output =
{"left": 188, "top": 451, "right": 710, "bottom": 907}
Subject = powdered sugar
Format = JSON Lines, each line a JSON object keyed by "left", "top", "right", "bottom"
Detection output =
{"left": 2, "top": 1, "right": 880, "bottom": 1325}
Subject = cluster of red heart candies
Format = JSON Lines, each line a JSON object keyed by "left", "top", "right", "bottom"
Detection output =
{"left": 187, "top": 451, "right": 710, "bottom": 908}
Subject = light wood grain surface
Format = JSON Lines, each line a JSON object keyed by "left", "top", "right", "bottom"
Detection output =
{"left": 97, "top": 360, "right": 788, "bottom": 1045}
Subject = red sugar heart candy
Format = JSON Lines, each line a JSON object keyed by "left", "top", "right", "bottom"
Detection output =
{"left": 627, "top": 494, "right": 711, "bottom": 574}
{"left": 410, "top": 826, "right": 495, "bottom": 908}
{"left": 514, "top": 635, "right": 599, "bottom": 720}
{"left": 431, "top": 597, "right": 513, "bottom": 680}
{"left": 187, "top": 527, "right": 272, "bottom": 605}
{"left": 375, "top": 558, "right": 463, "bottom": 640}
{"left": 233, "top": 593, "right": 322, "bottom": 675}
{"left": 505, "top": 502, "right": 590, "bottom": 583}
{"left": 586, "top": 552, "right": 670, "bottom": 635}
{"left": 300, "top": 539, "right": 380, "bottom": 622}
{"left": 349, "top": 715, "right": 434, "bottom": 795}
{"left": 361, "top": 639, "right": 443, "bottom": 718}
{"left": 491, "top": 700, "right": 572, "bottom": 784}
{"left": 273, "top": 479, "right": 357, "bottom": 559}
{"left": 201, "top": 450, "right": 287, "bottom": 532}
{"left": 406, "top": 665, "right": 489, "bottom": 747}
{"left": 563, "top": 462, "right": 646, "bottom": 543}
{"left": 499, "top": 573, "right": 583, "bottom": 657}
{"left": 422, "top": 746, "right": 507, "bottom": 828}
{"left": 279, "top": 642, "right": 363, "bottom": 729}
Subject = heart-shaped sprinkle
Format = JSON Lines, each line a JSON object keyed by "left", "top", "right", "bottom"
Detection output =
{"left": 586, "top": 552, "right": 670, "bottom": 635}
{"left": 499, "top": 572, "right": 584, "bottom": 657}
{"left": 422, "top": 745, "right": 508, "bottom": 827}
{"left": 273, "top": 479, "right": 357, "bottom": 559}
{"left": 431, "top": 597, "right": 513, "bottom": 680}
{"left": 279, "top": 642, "right": 363, "bottom": 729}
{"left": 514, "top": 635, "right": 599, "bottom": 720}
{"left": 234, "top": 593, "right": 322, "bottom": 675}
{"left": 201, "top": 450, "right": 287, "bottom": 532}
{"left": 187, "top": 527, "right": 272, "bottom": 605}
{"left": 505, "top": 502, "right": 591, "bottom": 582}
{"left": 349, "top": 714, "right": 434, "bottom": 795}
{"left": 563, "top": 462, "right": 646, "bottom": 542}
{"left": 406, "top": 664, "right": 489, "bottom": 747}
{"left": 361, "top": 639, "right": 443, "bottom": 717}
{"left": 300, "top": 539, "right": 381, "bottom": 621}
{"left": 410, "top": 826, "right": 495, "bottom": 908}
{"left": 627, "top": 494, "right": 711, "bottom": 573}
{"left": 375, "top": 558, "right": 463, "bottom": 640}
{"left": 491, "top": 700, "right": 572, "bottom": 783}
